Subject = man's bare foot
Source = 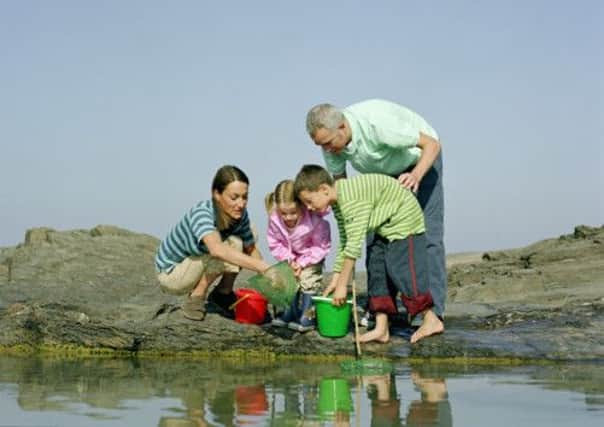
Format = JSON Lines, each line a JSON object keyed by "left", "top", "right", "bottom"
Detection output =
{"left": 359, "top": 312, "right": 390, "bottom": 343}
{"left": 410, "top": 309, "right": 444, "bottom": 344}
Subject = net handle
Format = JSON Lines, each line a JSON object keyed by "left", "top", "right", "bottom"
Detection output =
{"left": 351, "top": 267, "right": 362, "bottom": 358}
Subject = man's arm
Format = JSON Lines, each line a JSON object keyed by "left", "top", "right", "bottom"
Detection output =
{"left": 398, "top": 132, "right": 441, "bottom": 192}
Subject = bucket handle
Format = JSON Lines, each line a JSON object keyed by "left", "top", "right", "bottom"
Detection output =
{"left": 229, "top": 293, "right": 251, "bottom": 310}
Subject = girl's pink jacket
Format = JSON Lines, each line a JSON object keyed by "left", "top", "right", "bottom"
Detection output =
{"left": 266, "top": 208, "right": 331, "bottom": 268}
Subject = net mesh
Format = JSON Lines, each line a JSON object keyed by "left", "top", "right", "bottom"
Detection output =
{"left": 245, "top": 261, "right": 298, "bottom": 308}
{"left": 340, "top": 358, "right": 393, "bottom": 376}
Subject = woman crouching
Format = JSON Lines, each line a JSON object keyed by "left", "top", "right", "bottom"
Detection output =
{"left": 155, "top": 165, "right": 270, "bottom": 321}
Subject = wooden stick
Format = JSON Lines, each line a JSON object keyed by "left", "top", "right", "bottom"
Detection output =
{"left": 351, "top": 269, "right": 362, "bottom": 358}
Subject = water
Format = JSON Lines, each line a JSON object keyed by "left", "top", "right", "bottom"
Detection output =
{"left": 0, "top": 355, "right": 601, "bottom": 426}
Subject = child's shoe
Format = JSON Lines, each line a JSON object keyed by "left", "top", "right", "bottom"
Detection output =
{"left": 272, "top": 291, "right": 300, "bottom": 327}
{"left": 288, "top": 292, "right": 316, "bottom": 333}
{"left": 207, "top": 289, "right": 236, "bottom": 319}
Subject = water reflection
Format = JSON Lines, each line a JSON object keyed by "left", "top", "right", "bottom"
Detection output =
{"left": 361, "top": 369, "right": 451, "bottom": 427}
{"left": 0, "top": 356, "right": 601, "bottom": 426}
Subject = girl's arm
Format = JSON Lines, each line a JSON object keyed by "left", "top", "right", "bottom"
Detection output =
{"left": 203, "top": 231, "right": 270, "bottom": 273}
{"left": 266, "top": 217, "right": 293, "bottom": 262}
{"left": 296, "top": 217, "right": 331, "bottom": 268}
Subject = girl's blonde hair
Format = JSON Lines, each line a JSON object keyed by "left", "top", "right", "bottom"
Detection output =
{"left": 265, "top": 179, "right": 297, "bottom": 214}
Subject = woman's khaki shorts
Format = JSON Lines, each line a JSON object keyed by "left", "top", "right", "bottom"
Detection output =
{"left": 157, "top": 236, "right": 242, "bottom": 295}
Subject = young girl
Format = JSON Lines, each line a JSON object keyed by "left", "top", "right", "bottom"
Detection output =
{"left": 265, "top": 179, "right": 331, "bottom": 332}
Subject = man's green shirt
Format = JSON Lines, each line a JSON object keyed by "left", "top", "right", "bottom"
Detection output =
{"left": 323, "top": 99, "right": 439, "bottom": 176}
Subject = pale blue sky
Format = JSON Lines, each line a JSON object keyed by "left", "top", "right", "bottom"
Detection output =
{"left": 1, "top": 1, "right": 602, "bottom": 263}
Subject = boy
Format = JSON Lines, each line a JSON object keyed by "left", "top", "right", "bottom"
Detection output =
{"left": 293, "top": 164, "right": 444, "bottom": 344}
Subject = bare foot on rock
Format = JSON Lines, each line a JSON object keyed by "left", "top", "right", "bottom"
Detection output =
{"left": 359, "top": 312, "right": 390, "bottom": 343}
{"left": 359, "top": 328, "right": 390, "bottom": 343}
{"left": 410, "top": 309, "right": 444, "bottom": 344}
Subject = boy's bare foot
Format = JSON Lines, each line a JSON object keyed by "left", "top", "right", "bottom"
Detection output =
{"left": 410, "top": 309, "right": 444, "bottom": 344}
{"left": 359, "top": 328, "right": 390, "bottom": 343}
{"left": 410, "top": 371, "right": 448, "bottom": 402}
{"left": 359, "top": 312, "right": 390, "bottom": 343}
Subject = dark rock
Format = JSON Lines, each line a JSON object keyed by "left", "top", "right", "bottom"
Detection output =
{"left": 1, "top": 225, "right": 603, "bottom": 361}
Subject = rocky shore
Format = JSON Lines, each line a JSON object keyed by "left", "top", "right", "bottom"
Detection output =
{"left": 1, "top": 224, "right": 602, "bottom": 361}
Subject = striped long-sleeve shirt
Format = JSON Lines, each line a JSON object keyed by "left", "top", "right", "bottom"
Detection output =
{"left": 332, "top": 174, "right": 425, "bottom": 272}
{"left": 155, "top": 200, "right": 255, "bottom": 273}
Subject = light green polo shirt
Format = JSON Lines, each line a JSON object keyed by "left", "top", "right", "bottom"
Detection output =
{"left": 323, "top": 99, "right": 439, "bottom": 176}
{"left": 332, "top": 174, "right": 425, "bottom": 272}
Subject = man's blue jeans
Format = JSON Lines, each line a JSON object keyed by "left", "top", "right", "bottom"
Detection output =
{"left": 409, "top": 152, "right": 446, "bottom": 317}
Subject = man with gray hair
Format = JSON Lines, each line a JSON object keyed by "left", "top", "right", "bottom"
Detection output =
{"left": 306, "top": 99, "right": 445, "bottom": 342}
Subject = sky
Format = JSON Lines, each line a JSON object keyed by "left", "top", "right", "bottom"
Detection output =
{"left": 1, "top": 1, "right": 602, "bottom": 265}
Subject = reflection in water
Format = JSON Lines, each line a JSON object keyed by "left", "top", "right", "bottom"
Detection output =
{"left": 406, "top": 371, "right": 451, "bottom": 427}
{"left": 0, "top": 356, "right": 601, "bottom": 426}
{"left": 318, "top": 377, "right": 352, "bottom": 425}
{"left": 365, "top": 373, "right": 402, "bottom": 427}
{"left": 363, "top": 369, "right": 451, "bottom": 427}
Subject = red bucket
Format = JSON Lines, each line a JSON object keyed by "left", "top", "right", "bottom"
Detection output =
{"left": 235, "top": 385, "right": 269, "bottom": 415}
{"left": 234, "top": 288, "right": 268, "bottom": 324}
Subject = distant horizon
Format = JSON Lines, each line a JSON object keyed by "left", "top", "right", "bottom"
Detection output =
{"left": 1, "top": 2, "right": 601, "bottom": 263}
{"left": 4, "top": 220, "right": 601, "bottom": 258}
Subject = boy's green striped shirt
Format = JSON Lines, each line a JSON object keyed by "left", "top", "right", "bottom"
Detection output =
{"left": 332, "top": 174, "right": 425, "bottom": 272}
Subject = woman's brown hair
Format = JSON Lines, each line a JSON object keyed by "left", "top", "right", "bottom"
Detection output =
{"left": 212, "top": 165, "right": 249, "bottom": 230}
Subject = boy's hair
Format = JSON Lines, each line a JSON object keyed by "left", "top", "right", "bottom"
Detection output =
{"left": 264, "top": 179, "right": 296, "bottom": 213}
{"left": 306, "top": 103, "right": 344, "bottom": 137}
{"left": 294, "top": 164, "right": 334, "bottom": 197}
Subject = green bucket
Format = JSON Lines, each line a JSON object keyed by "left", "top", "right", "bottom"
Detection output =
{"left": 318, "top": 377, "right": 352, "bottom": 419}
{"left": 312, "top": 296, "right": 352, "bottom": 338}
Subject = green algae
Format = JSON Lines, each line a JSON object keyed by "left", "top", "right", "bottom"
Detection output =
{"left": 0, "top": 343, "right": 559, "bottom": 366}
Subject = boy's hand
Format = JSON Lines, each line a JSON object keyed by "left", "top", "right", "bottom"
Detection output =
{"left": 322, "top": 273, "right": 339, "bottom": 297}
{"left": 323, "top": 274, "right": 347, "bottom": 306}
{"left": 322, "top": 281, "right": 336, "bottom": 297}
{"left": 331, "top": 283, "right": 347, "bottom": 306}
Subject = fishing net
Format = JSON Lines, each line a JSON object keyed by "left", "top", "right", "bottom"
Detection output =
{"left": 339, "top": 272, "right": 394, "bottom": 376}
{"left": 245, "top": 261, "right": 298, "bottom": 308}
